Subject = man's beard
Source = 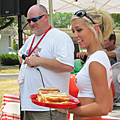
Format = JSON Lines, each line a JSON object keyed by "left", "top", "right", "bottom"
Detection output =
{"left": 32, "top": 29, "right": 40, "bottom": 35}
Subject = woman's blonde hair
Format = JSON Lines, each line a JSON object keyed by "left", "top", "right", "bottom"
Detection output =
{"left": 71, "top": 7, "right": 114, "bottom": 42}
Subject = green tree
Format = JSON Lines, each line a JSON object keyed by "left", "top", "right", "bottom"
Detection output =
{"left": 0, "top": 17, "right": 14, "bottom": 30}
{"left": 52, "top": 12, "right": 120, "bottom": 30}
{"left": 111, "top": 14, "right": 120, "bottom": 30}
{"left": 12, "top": 39, "right": 18, "bottom": 51}
{"left": 53, "top": 12, "right": 72, "bottom": 28}
{"left": 52, "top": 12, "right": 120, "bottom": 29}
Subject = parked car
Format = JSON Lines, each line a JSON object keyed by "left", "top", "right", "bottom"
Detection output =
{"left": 9, "top": 47, "right": 17, "bottom": 55}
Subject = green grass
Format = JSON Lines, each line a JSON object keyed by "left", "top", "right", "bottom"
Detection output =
{"left": 0, "top": 65, "right": 19, "bottom": 113}
{"left": 0, "top": 79, "right": 20, "bottom": 112}
{"left": 0, "top": 65, "right": 19, "bottom": 74}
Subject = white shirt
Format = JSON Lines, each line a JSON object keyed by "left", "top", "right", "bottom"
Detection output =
{"left": 76, "top": 51, "right": 112, "bottom": 98}
{"left": 18, "top": 28, "right": 74, "bottom": 111}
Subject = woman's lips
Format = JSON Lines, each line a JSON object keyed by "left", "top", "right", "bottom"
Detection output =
{"left": 77, "top": 40, "right": 83, "bottom": 43}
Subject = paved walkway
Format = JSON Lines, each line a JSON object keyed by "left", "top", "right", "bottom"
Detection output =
{"left": 0, "top": 73, "right": 18, "bottom": 79}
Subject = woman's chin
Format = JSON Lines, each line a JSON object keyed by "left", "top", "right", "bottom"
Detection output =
{"left": 79, "top": 45, "right": 85, "bottom": 49}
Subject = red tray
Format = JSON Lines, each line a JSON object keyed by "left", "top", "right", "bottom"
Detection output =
{"left": 30, "top": 94, "right": 80, "bottom": 108}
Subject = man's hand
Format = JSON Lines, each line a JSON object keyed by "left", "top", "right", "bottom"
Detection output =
{"left": 76, "top": 52, "right": 88, "bottom": 60}
{"left": 24, "top": 56, "right": 39, "bottom": 67}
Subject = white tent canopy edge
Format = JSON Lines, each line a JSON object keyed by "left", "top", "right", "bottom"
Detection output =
{"left": 39, "top": 0, "right": 120, "bottom": 13}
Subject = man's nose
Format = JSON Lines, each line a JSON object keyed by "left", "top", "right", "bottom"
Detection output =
{"left": 29, "top": 20, "right": 35, "bottom": 25}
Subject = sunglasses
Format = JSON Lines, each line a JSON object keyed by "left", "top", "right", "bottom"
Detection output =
{"left": 74, "top": 10, "right": 95, "bottom": 24}
{"left": 27, "top": 14, "right": 45, "bottom": 23}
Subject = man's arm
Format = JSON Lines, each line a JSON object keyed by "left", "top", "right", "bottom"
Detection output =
{"left": 105, "top": 51, "right": 116, "bottom": 58}
{"left": 24, "top": 56, "right": 74, "bottom": 72}
{"left": 18, "top": 56, "right": 23, "bottom": 65}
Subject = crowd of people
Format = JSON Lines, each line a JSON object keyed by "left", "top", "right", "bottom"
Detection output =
{"left": 18, "top": 3, "right": 119, "bottom": 120}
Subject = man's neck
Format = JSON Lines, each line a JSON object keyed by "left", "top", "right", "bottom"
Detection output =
{"left": 36, "top": 25, "right": 51, "bottom": 36}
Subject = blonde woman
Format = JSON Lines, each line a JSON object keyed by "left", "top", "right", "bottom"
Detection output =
{"left": 57, "top": 7, "right": 114, "bottom": 120}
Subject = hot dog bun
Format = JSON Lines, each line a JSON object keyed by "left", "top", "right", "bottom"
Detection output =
{"left": 38, "top": 87, "right": 60, "bottom": 94}
{"left": 37, "top": 87, "right": 69, "bottom": 104}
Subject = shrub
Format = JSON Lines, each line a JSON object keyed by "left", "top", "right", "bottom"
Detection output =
{"left": 12, "top": 39, "right": 18, "bottom": 51}
{"left": 0, "top": 54, "right": 19, "bottom": 65}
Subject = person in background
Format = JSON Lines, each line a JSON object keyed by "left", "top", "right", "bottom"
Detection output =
{"left": 103, "top": 32, "right": 120, "bottom": 65}
{"left": 18, "top": 4, "right": 74, "bottom": 120}
{"left": 76, "top": 32, "right": 120, "bottom": 66}
{"left": 57, "top": 7, "right": 114, "bottom": 120}
{"left": 76, "top": 51, "right": 88, "bottom": 62}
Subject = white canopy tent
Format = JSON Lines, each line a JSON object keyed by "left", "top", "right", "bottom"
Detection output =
{"left": 38, "top": 0, "right": 120, "bottom": 26}
{"left": 39, "top": 0, "right": 120, "bottom": 13}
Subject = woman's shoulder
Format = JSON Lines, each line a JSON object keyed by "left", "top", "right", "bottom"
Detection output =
{"left": 88, "top": 50, "right": 110, "bottom": 65}
{"left": 89, "top": 50, "right": 107, "bottom": 59}
{"left": 93, "top": 50, "right": 106, "bottom": 55}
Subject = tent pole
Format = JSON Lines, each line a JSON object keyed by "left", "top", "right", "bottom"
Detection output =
{"left": 49, "top": 0, "right": 53, "bottom": 27}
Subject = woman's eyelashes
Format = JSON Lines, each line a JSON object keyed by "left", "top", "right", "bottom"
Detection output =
{"left": 72, "top": 29, "right": 82, "bottom": 33}
{"left": 77, "top": 29, "right": 82, "bottom": 32}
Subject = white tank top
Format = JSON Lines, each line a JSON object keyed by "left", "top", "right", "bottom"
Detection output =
{"left": 76, "top": 51, "right": 112, "bottom": 98}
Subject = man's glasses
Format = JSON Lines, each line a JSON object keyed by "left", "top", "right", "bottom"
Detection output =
{"left": 27, "top": 14, "right": 45, "bottom": 23}
{"left": 74, "top": 10, "right": 95, "bottom": 24}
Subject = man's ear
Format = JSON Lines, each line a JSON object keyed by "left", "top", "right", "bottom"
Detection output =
{"left": 111, "top": 39, "right": 114, "bottom": 45}
{"left": 94, "top": 25, "right": 99, "bottom": 33}
{"left": 44, "top": 14, "right": 48, "bottom": 22}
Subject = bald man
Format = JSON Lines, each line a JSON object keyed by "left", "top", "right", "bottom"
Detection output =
{"left": 18, "top": 4, "right": 74, "bottom": 120}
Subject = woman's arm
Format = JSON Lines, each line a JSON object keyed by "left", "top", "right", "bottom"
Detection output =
{"left": 69, "top": 62, "right": 113, "bottom": 117}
